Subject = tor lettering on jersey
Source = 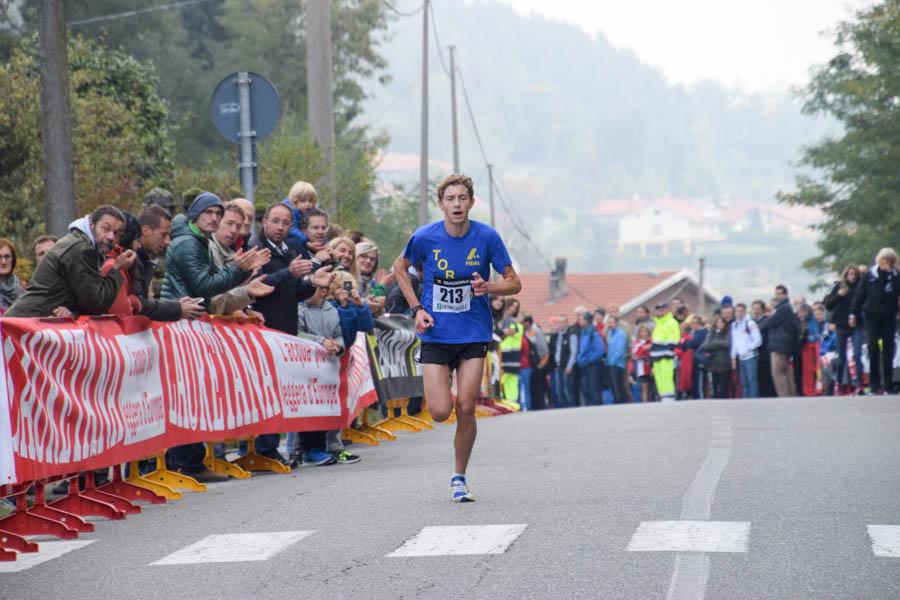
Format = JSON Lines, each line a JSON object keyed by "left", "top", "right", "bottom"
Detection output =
{"left": 432, "top": 249, "right": 455, "bottom": 279}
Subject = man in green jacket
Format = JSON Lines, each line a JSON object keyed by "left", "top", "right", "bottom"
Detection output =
{"left": 6, "top": 206, "right": 135, "bottom": 318}
{"left": 160, "top": 192, "right": 267, "bottom": 309}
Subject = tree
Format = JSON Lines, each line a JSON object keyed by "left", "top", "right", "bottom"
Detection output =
{"left": 0, "top": 35, "right": 174, "bottom": 246}
{"left": 779, "top": 1, "right": 900, "bottom": 276}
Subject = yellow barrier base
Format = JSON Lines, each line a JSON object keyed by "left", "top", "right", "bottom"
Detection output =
{"left": 475, "top": 405, "right": 494, "bottom": 418}
{"left": 497, "top": 399, "right": 521, "bottom": 412}
{"left": 125, "top": 460, "right": 182, "bottom": 500}
{"left": 341, "top": 428, "right": 379, "bottom": 446}
{"left": 144, "top": 454, "right": 207, "bottom": 493}
{"left": 231, "top": 438, "right": 291, "bottom": 474}
{"left": 203, "top": 443, "right": 251, "bottom": 479}
{"left": 359, "top": 410, "right": 396, "bottom": 441}
{"left": 375, "top": 399, "right": 432, "bottom": 432}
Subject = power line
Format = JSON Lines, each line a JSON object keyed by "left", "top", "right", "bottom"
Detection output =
{"left": 427, "top": 0, "right": 451, "bottom": 76}
{"left": 67, "top": 0, "right": 213, "bottom": 27}
{"left": 383, "top": 0, "right": 425, "bottom": 18}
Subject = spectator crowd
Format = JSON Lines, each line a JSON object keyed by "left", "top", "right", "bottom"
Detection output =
{"left": 491, "top": 248, "right": 900, "bottom": 409}
{"left": 0, "top": 182, "right": 407, "bottom": 480}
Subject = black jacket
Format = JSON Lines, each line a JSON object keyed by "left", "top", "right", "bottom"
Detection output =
{"left": 251, "top": 232, "right": 316, "bottom": 335}
{"left": 701, "top": 328, "right": 732, "bottom": 373}
{"left": 759, "top": 298, "right": 799, "bottom": 354}
{"left": 823, "top": 279, "right": 859, "bottom": 331}
{"left": 850, "top": 267, "right": 899, "bottom": 322}
{"left": 131, "top": 249, "right": 182, "bottom": 321}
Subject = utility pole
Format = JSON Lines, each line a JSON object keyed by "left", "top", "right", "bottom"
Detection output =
{"left": 487, "top": 163, "right": 496, "bottom": 229}
{"left": 449, "top": 45, "right": 459, "bottom": 174}
{"left": 698, "top": 257, "right": 707, "bottom": 316}
{"left": 38, "top": 0, "right": 75, "bottom": 236}
{"left": 418, "top": 0, "right": 429, "bottom": 226}
{"left": 306, "top": 0, "right": 337, "bottom": 216}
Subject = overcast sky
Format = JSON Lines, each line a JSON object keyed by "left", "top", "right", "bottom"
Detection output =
{"left": 499, "top": 0, "right": 875, "bottom": 92}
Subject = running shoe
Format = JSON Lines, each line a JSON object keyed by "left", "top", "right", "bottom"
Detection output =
{"left": 302, "top": 449, "right": 337, "bottom": 466}
{"left": 451, "top": 476, "right": 475, "bottom": 503}
{"left": 332, "top": 450, "right": 361, "bottom": 464}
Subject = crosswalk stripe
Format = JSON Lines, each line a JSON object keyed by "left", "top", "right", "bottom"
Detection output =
{"left": 150, "top": 531, "right": 313, "bottom": 565}
{"left": 627, "top": 521, "right": 750, "bottom": 553}
{"left": 867, "top": 525, "right": 900, "bottom": 557}
{"left": 387, "top": 524, "right": 528, "bottom": 557}
{"left": 0, "top": 540, "right": 95, "bottom": 573}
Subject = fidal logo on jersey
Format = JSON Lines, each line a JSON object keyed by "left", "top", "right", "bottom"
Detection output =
{"left": 465, "top": 247, "right": 481, "bottom": 267}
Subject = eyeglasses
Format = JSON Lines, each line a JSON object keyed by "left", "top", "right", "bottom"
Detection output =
{"left": 0, "top": 254, "right": 12, "bottom": 261}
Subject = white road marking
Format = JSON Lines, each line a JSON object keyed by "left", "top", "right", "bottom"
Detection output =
{"left": 627, "top": 521, "right": 750, "bottom": 553}
{"left": 867, "top": 525, "right": 900, "bottom": 557}
{"left": 151, "top": 531, "right": 313, "bottom": 565}
{"left": 665, "top": 408, "right": 737, "bottom": 600}
{"left": 0, "top": 540, "right": 95, "bottom": 573}
{"left": 387, "top": 524, "right": 528, "bottom": 557}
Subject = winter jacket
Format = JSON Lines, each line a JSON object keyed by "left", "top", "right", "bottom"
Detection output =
{"left": 161, "top": 215, "right": 246, "bottom": 306}
{"left": 330, "top": 299, "right": 375, "bottom": 350}
{"left": 499, "top": 321, "right": 523, "bottom": 374}
{"left": 851, "top": 265, "right": 900, "bottom": 322}
{"left": 297, "top": 300, "right": 343, "bottom": 352}
{"left": 208, "top": 235, "right": 253, "bottom": 315}
{"left": 282, "top": 197, "right": 309, "bottom": 252}
{"left": 730, "top": 316, "right": 762, "bottom": 361}
{"left": 605, "top": 327, "right": 628, "bottom": 369}
{"left": 5, "top": 218, "right": 123, "bottom": 317}
{"left": 631, "top": 338, "right": 652, "bottom": 377}
{"left": 576, "top": 325, "right": 605, "bottom": 367}
{"left": 130, "top": 248, "right": 182, "bottom": 321}
{"left": 758, "top": 298, "right": 799, "bottom": 354}
{"left": 250, "top": 230, "right": 317, "bottom": 335}
{"left": 823, "top": 279, "right": 859, "bottom": 331}
{"left": 100, "top": 247, "right": 141, "bottom": 316}
{"left": 701, "top": 328, "right": 732, "bottom": 373}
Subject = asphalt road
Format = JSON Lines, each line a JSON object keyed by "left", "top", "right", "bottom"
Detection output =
{"left": 2, "top": 395, "right": 899, "bottom": 599}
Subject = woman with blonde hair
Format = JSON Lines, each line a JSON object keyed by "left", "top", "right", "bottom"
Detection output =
{"left": 850, "top": 247, "right": 899, "bottom": 394}
{"left": 328, "top": 236, "right": 359, "bottom": 280}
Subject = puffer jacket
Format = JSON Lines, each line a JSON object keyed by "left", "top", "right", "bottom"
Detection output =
{"left": 161, "top": 214, "right": 246, "bottom": 306}
{"left": 851, "top": 265, "right": 900, "bottom": 321}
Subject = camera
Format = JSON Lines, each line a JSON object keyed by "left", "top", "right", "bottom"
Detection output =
{"left": 343, "top": 281, "right": 353, "bottom": 293}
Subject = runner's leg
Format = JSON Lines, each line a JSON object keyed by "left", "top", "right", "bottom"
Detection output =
{"left": 423, "top": 363, "right": 453, "bottom": 421}
{"left": 453, "top": 356, "right": 484, "bottom": 475}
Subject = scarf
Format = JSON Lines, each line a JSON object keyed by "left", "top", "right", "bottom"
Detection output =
{"left": 0, "top": 274, "right": 22, "bottom": 310}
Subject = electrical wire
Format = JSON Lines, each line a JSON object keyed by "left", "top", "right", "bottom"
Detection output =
{"left": 383, "top": 0, "right": 425, "bottom": 18}
{"left": 67, "top": 0, "right": 213, "bottom": 27}
{"left": 427, "top": 0, "right": 451, "bottom": 76}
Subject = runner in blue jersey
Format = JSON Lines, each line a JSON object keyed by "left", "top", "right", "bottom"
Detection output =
{"left": 394, "top": 174, "right": 521, "bottom": 502}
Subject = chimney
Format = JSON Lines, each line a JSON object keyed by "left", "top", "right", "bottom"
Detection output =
{"left": 548, "top": 257, "right": 567, "bottom": 303}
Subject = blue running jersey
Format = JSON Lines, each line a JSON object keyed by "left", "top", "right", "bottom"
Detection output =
{"left": 402, "top": 220, "right": 513, "bottom": 344}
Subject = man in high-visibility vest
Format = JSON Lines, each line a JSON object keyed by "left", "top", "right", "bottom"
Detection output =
{"left": 651, "top": 302, "right": 681, "bottom": 402}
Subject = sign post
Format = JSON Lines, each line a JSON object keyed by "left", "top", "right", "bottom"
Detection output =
{"left": 210, "top": 72, "right": 282, "bottom": 202}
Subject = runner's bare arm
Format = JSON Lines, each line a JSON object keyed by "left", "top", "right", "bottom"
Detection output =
{"left": 393, "top": 255, "right": 421, "bottom": 309}
{"left": 485, "top": 265, "right": 521, "bottom": 297}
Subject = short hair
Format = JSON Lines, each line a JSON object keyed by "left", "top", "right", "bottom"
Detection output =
{"left": 346, "top": 230, "right": 366, "bottom": 244}
{"left": 607, "top": 314, "right": 620, "bottom": 324}
{"left": 32, "top": 234, "right": 57, "bottom": 254}
{"left": 327, "top": 223, "right": 345, "bottom": 240}
{"left": 138, "top": 204, "right": 172, "bottom": 229}
{"left": 0, "top": 238, "right": 18, "bottom": 271}
{"left": 143, "top": 187, "right": 175, "bottom": 210}
{"left": 222, "top": 203, "right": 245, "bottom": 218}
{"left": 264, "top": 202, "right": 292, "bottom": 220}
{"left": 300, "top": 207, "right": 329, "bottom": 230}
{"left": 775, "top": 284, "right": 788, "bottom": 295}
{"left": 522, "top": 315, "right": 534, "bottom": 325}
{"left": 637, "top": 304, "right": 650, "bottom": 314}
{"left": 437, "top": 174, "right": 474, "bottom": 201}
{"left": 595, "top": 307, "right": 606, "bottom": 316}
{"left": 735, "top": 302, "right": 747, "bottom": 310}
{"left": 751, "top": 300, "right": 765, "bottom": 309}
{"left": 875, "top": 247, "right": 898, "bottom": 266}
{"left": 91, "top": 205, "right": 125, "bottom": 225}
{"left": 289, "top": 181, "right": 318, "bottom": 205}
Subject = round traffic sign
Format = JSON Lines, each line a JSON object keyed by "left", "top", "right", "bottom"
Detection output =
{"left": 209, "top": 72, "right": 282, "bottom": 144}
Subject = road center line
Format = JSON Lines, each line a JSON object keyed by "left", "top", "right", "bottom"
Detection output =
{"left": 667, "top": 408, "right": 734, "bottom": 600}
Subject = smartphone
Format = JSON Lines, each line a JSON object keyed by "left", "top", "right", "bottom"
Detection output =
{"left": 343, "top": 281, "right": 353, "bottom": 293}
{"left": 190, "top": 297, "right": 205, "bottom": 305}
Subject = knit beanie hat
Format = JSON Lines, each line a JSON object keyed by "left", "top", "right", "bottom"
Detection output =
{"left": 355, "top": 239, "right": 379, "bottom": 259}
{"left": 187, "top": 191, "right": 224, "bottom": 222}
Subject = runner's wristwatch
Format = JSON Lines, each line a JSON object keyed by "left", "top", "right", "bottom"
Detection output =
{"left": 412, "top": 304, "right": 425, "bottom": 314}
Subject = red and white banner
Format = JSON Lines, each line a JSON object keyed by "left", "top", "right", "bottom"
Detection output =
{"left": 0, "top": 316, "right": 377, "bottom": 485}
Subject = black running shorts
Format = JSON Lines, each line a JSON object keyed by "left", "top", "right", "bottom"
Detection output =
{"left": 419, "top": 342, "right": 488, "bottom": 371}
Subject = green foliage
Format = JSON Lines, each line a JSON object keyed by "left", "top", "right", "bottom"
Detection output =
{"left": 0, "top": 35, "right": 174, "bottom": 247}
{"left": 779, "top": 1, "right": 900, "bottom": 275}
